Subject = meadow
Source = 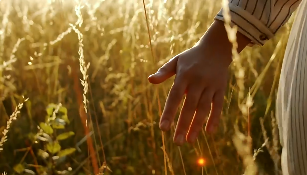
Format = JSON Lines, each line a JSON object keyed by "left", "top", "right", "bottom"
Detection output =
{"left": 0, "top": 0, "right": 295, "bottom": 174}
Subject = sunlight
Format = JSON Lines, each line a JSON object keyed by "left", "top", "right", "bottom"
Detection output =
{"left": 197, "top": 158, "right": 206, "bottom": 166}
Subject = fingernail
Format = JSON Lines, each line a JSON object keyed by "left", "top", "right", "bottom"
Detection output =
{"left": 160, "top": 120, "right": 170, "bottom": 131}
{"left": 174, "top": 134, "right": 185, "bottom": 145}
{"left": 189, "top": 132, "right": 197, "bottom": 143}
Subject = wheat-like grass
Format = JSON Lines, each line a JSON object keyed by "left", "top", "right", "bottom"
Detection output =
{"left": 0, "top": 38, "right": 24, "bottom": 71}
{"left": 0, "top": 38, "right": 25, "bottom": 101}
{"left": 71, "top": 2, "right": 90, "bottom": 114}
{"left": 0, "top": 97, "right": 28, "bottom": 152}
{"left": 161, "top": 144, "right": 175, "bottom": 175}
{"left": 260, "top": 112, "right": 282, "bottom": 175}
{"left": 0, "top": 0, "right": 290, "bottom": 174}
{"left": 49, "top": 27, "right": 73, "bottom": 46}
{"left": 221, "top": 0, "right": 247, "bottom": 113}
{"left": 232, "top": 126, "right": 258, "bottom": 175}
{"left": 0, "top": 1, "right": 11, "bottom": 60}
{"left": 221, "top": 0, "right": 258, "bottom": 174}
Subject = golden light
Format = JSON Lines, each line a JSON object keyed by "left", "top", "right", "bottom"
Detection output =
{"left": 197, "top": 158, "right": 206, "bottom": 166}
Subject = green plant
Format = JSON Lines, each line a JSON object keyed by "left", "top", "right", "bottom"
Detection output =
{"left": 13, "top": 103, "right": 76, "bottom": 175}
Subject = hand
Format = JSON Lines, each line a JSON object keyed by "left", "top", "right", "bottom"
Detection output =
{"left": 148, "top": 20, "right": 250, "bottom": 145}
{"left": 148, "top": 44, "right": 229, "bottom": 145}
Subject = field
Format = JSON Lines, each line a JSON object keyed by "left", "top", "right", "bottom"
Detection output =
{"left": 0, "top": 0, "right": 295, "bottom": 174}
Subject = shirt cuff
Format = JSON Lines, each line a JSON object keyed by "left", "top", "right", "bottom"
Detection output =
{"left": 214, "top": 4, "right": 275, "bottom": 46}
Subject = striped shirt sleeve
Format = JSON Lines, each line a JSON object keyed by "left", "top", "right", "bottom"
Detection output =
{"left": 215, "top": 0, "right": 302, "bottom": 45}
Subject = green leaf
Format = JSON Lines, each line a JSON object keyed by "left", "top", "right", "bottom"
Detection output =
{"left": 46, "top": 108, "right": 53, "bottom": 116}
{"left": 51, "top": 121, "right": 65, "bottom": 129}
{"left": 56, "top": 132, "right": 75, "bottom": 141}
{"left": 61, "top": 114, "right": 70, "bottom": 124}
{"left": 59, "top": 106, "right": 67, "bottom": 115}
{"left": 46, "top": 103, "right": 57, "bottom": 116}
{"left": 39, "top": 123, "right": 53, "bottom": 134}
{"left": 26, "top": 100, "right": 32, "bottom": 120}
{"left": 13, "top": 164, "right": 25, "bottom": 173}
{"left": 38, "top": 149, "right": 49, "bottom": 159}
{"left": 57, "top": 148, "right": 76, "bottom": 157}
{"left": 27, "top": 133, "right": 36, "bottom": 142}
{"left": 47, "top": 141, "right": 61, "bottom": 154}
{"left": 126, "top": 166, "right": 135, "bottom": 173}
{"left": 37, "top": 166, "right": 47, "bottom": 175}
{"left": 47, "top": 103, "right": 57, "bottom": 108}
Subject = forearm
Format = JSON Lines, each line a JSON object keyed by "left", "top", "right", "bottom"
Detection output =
{"left": 198, "top": 0, "right": 303, "bottom": 65}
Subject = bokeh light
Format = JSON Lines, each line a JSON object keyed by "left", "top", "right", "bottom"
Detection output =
{"left": 197, "top": 158, "right": 206, "bottom": 166}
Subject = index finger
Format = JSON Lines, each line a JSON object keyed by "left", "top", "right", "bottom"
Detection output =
{"left": 159, "top": 75, "right": 187, "bottom": 131}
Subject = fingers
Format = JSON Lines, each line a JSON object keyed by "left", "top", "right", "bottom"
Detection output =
{"left": 159, "top": 75, "right": 187, "bottom": 132}
{"left": 186, "top": 89, "right": 214, "bottom": 143}
{"left": 205, "top": 91, "right": 224, "bottom": 134}
{"left": 148, "top": 56, "right": 179, "bottom": 84}
{"left": 173, "top": 85, "right": 203, "bottom": 145}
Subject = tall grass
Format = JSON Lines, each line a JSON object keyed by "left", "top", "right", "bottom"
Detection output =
{"left": 0, "top": 0, "right": 294, "bottom": 174}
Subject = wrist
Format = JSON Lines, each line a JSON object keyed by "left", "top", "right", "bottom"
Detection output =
{"left": 197, "top": 20, "right": 250, "bottom": 66}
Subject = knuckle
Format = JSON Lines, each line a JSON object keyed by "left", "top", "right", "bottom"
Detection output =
{"left": 185, "top": 103, "right": 195, "bottom": 111}
{"left": 177, "top": 69, "right": 190, "bottom": 79}
{"left": 199, "top": 96, "right": 211, "bottom": 108}
{"left": 199, "top": 90, "right": 214, "bottom": 103}
{"left": 170, "top": 85, "right": 183, "bottom": 96}
{"left": 185, "top": 96, "right": 198, "bottom": 109}
{"left": 158, "top": 66, "right": 168, "bottom": 73}
{"left": 177, "top": 68, "right": 205, "bottom": 82}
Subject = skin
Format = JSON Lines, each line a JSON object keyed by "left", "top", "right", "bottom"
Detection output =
{"left": 148, "top": 20, "right": 251, "bottom": 146}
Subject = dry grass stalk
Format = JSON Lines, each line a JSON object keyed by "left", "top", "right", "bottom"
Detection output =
{"left": 0, "top": 97, "right": 28, "bottom": 151}
{"left": 161, "top": 145, "right": 175, "bottom": 175}
{"left": 221, "top": 1, "right": 259, "bottom": 174}
{"left": 0, "top": 0, "right": 289, "bottom": 174}
{"left": 0, "top": 38, "right": 25, "bottom": 70}
{"left": 71, "top": 2, "right": 90, "bottom": 114}
{"left": 70, "top": 59, "right": 99, "bottom": 174}
{"left": 260, "top": 112, "right": 281, "bottom": 175}
{"left": 253, "top": 138, "right": 268, "bottom": 160}
{"left": 232, "top": 127, "right": 258, "bottom": 175}
{"left": 0, "top": 38, "right": 25, "bottom": 102}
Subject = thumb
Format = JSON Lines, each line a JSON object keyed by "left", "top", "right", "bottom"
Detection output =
{"left": 148, "top": 56, "right": 178, "bottom": 84}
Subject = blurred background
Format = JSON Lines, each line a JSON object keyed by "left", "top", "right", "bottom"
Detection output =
{"left": 0, "top": 0, "right": 295, "bottom": 174}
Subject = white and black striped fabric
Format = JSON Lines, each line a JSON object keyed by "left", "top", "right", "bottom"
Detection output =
{"left": 277, "top": 0, "right": 307, "bottom": 174}
{"left": 215, "top": 0, "right": 302, "bottom": 45}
